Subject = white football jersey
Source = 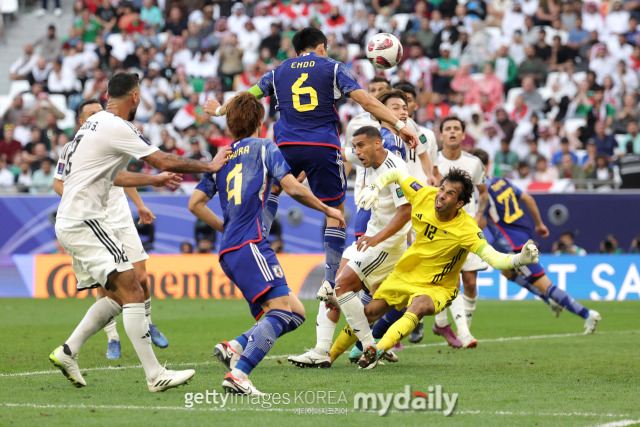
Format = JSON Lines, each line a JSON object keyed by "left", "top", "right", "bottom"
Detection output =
{"left": 56, "top": 111, "right": 158, "bottom": 221}
{"left": 343, "top": 112, "right": 380, "bottom": 199}
{"left": 345, "top": 149, "right": 411, "bottom": 254}
{"left": 437, "top": 150, "right": 486, "bottom": 216}
{"left": 405, "top": 118, "right": 438, "bottom": 182}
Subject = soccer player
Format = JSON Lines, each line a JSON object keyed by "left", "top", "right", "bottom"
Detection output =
{"left": 430, "top": 116, "right": 488, "bottom": 349}
{"left": 53, "top": 99, "right": 174, "bottom": 360}
{"left": 470, "top": 148, "right": 602, "bottom": 333}
{"left": 204, "top": 27, "right": 419, "bottom": 302}
{"left": 187, "top": 93, "right": 345, "bottom": 395}
{"left": 288, "top": 126, "right": 411, "bottom": 368}
{"left": 49, "top": 72, "right": 231, "bottom": 392}
{"left": 330, "top": 167, "right": 540, "bottom": 368}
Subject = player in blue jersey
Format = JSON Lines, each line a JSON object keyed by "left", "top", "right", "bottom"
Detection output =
{"left": 204, "top": 27, "right": 419, "bottom": 306}
{"left": 188, "top": 93, "right": 346, "bottom": 395}
{"left": 470, "top": 149, "right": 601, "bottom": 334}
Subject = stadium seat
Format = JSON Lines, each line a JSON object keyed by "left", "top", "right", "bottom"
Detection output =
{"left": 347, "top": 44, "right": 361, "bottom": 61}
{"left": 572, "top": 71, "right": 587, "bottom": 83}
{"left": 157, "top": 32, "right": 169, "bottom": 46}
{"left": 392, "top": 13, "right": 412, "bottom": 32}
{"left": 564, "top": 118, "right": 586, "bottom": 135}
{"left": 8, "top": 80, "right": 31, "bottom": 100}
{"left": 356, "top": 59, "right": 375, "bottom": 81}
{"left": 545, "top": 71, "right": 559, "bottom": 88}
{"left": 538, "top": 86, "right": 553, "bottom": 101}
{"left": 506, "top": 87, "right": 524, "bottom": 106}
{"left": 0, "top": 95, "right": 10, "bottom": 118}
{"left": 2, "top": 0, "right": 18, "bottom": 28}
{"left": 223, "top": 91, "right": 237, "bottom": 103}
{"left": 48, "top": 94, "right": 68, "bottom": 113}
{"left": 57, "top": 109, "right": 76, "bottom": 132}
{"left": 470, "top": 73, "right": 483, "bottom": 81}
{"left": 483, "top": 27, "right": 503, "bottom": 45}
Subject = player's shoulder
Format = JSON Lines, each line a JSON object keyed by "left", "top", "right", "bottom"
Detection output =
{"left": 382, "top": 150, "right": 408, "bottom": 171}
{"left": 457, "top": 208, "right": 482, "bottom": 231}
{"left": 460, "top": 151, "right": 482, "bottom": 163}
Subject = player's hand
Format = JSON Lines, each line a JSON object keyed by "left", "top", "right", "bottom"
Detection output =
{"left": 325, "top": 207, "right": 346, "bottom": 228}
{"left": 536, "top": 224, "right": 549, "bottom": 238}
{"left": 399, "top": 127, "right": 419, "bottom": 149}
{"left": 209, "top": 146, "right": 232, "bottom": 172}
{"left": 427, "top": 175, "right": 439, "bottom": 187}
{"left": 296, "top": 171, "right": 307, "bottom": 183}
{"left": 137, "top": 206, "right": 156, "bottom": 224}
{"left": 153, "top": 172, "right": 183, "bottom": 189}
{"left": 518, "top": 239, "right": 539, "bottom": 265}
{"left": 204, "top": 97, "right": 222, "bottom": 116}
{"left": 356, "top": 183, "right": 382, "bottom": 210}
{"left": 356, "top": 235, "right": 380, "bottom": 252}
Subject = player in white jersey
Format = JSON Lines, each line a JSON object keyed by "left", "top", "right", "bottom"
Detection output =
{"left": 430, "top": 116, "right": 489, "bottom": 349}
{"left": 49, "top": 72, "right": 232, "bottom": 392}
{"left": 52, "top": 99, "right": 176, "bottom": 360}
{"left": 289, "top": 126, "right": 412, "bottom": 368}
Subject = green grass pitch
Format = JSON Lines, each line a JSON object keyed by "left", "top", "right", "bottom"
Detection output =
{"left": 0, "top": 298, "right": 638, "bottom": 426}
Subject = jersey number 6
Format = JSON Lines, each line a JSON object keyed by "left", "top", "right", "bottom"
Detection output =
{"left": 292, "top": 73, "right": 318, "bottom": 112}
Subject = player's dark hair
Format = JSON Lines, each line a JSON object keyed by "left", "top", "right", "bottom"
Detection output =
{"left": 469, "top": 148, "right": 489, "bottom": 167}
{"left": 375, "top": 89, "right": 408, "bottom": 106}
{"left": 442, "top": 167, "right": 474, "bottom": 206}
{"left": 292, "top": 27, "right": 327, "bottom": 55}
{"left": 369, "top": 76, "right": 390, "bottom": 86}
{"left": 108, "top": 72, "right": 140, "bottom": 98}
{"left": 393, "top": 82, "right": 417, "bottom": 99}
{"left": 353, "top": 125, "right": 382, "bottom": 141}
{"left": 77, "top": 99, "right": 101, "bottom": 120}
{"left": 440, "top": 116, "right": 466, "bottom": 132}
{"left": 226, "top": 92, "right": 265, "bottom": 140}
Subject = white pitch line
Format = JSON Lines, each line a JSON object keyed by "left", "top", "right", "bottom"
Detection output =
{"left": 592, "top": 420, "right": 640, "bottom": 427}
{"left": 1, "top": 330, "right": 638, "bottom": 378}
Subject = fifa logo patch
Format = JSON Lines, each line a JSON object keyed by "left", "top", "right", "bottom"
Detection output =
{"left": 57, "top": 162, "right": 65, "bottom": 175}
{"left": 271, "top": 265, "right": 284, "bottom": 278}
{"left": 410, "top": 181, "right": 423, "bottom": 191}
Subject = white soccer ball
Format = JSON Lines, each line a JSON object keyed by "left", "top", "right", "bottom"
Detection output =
{"left": 366, "top": 33, "right": 403, "bottom": 70}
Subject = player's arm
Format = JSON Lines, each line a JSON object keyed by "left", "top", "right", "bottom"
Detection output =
{"left": 474, "top": 184, "right": 489, "bottom": 224}
{"left": 187, "top": 189, "right": 224, "bottom": 232}
{"left": 349, "top": 89, "right": 419, "bottom": 148}
{"left": 415, "top": 141, "right": 437, "bottom": 186}
{"left": 123, "top": 187, "right": 157, "bottom": 225}
{"left": 279, "top": 174, "right": 346, "bottom": 228}
{"left": 355, "top": 167, "right": 412, "bottom": 209}
{"left": 142, "top": 146, "right": 231, "bottom": 173}
{"left": 342, "top": 147, "right": 364, "bottom": 167}
{"left": 475, "top": 241, "right": 538, "bottom": 269}
{"left": 113, "top": 170, "right": 183, "bottom": 189}
{"left": 356, "top": 204, "right": 411, "bottom": 251}
{"left": 519, "top": 192, "right": 549, "bottom": 238}
{"left": 53, "top": 178, "right": 63, "bottom": 196}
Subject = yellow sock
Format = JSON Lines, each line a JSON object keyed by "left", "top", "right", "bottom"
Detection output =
{"left": 329, "top": 324, "right": 359, "bottom": 363}
{"left": 378, "top": 312, "right": 420, "bottom": 351}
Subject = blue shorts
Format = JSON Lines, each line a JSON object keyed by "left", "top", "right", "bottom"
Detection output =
{"left": 278, "top": 145, "right": 346, "bottom": 207}
{"left": 220, "top": 238, "right": 291, "bottom": 320}
{"left": 354, "top": 208, "right": 371, "bottom": 238}
{"left": 490, "top": 228, "right": 545, "bottom": 280}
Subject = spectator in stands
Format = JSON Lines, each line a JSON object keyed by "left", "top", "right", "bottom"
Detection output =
{"left": 33, "top": 25, "right": 62, "bottom": 63}
{"left": 158, "top": 135, "right": 184, "bottom": 156}
{"left": 52, "top": 133, "right": 69, "bottom": 160}
{"left": 164, "top": 5, "right": 188, "bottom": 36}
{"left": 217, "top": 33, "right": 244, "bottom": 91}
{"left": 48, "top": 60, "right": 81, "bottom": 99}
{"left": 32, "top": 92, "right": 65, "bottom": 130}
{"left": 433, "top": 42, "right": 458, "bottom": 94}
{"left": 557, "top": 152, "right": 588, "bottom": 188}
{"left": 29, "top": 157, "right": 55, "bottom": 194}
{"left": 567, "top": 16, "right": 590, "bottom": 51}
{"left": 36, "top": 0, "right": 62, "bottom": 17}
{"left": 554, "top": 231, "right": 587, "bottom": 255}
{"left": 612, "top": 61, "right": 638, "bottom": 102}
{"left": 621, "top": 121, "right": 640, "bottom": 154}
{"left": 9, "top": 44, "right": 39, "bottom": 81}
{"left": 476, "top": 123, "right": 502, "bottom": 159}
{"left": 449, "top": 91, "right": 473, "bottom": 123}
{"left": 591, "top": 121, "right": 618, "bottom": 158}
{"left": 95, "top": 0, "right": 118, "bottom": 35}
{"left": 590, "top": 154, "right": 615, "bottom": 190}
{"left": 510, "top": 94, "right": 531, "bottom": 122}
{"left": 494, "top": 139, "right": 520, "bottom": 177}
{"left": 581, "top": 139, "right": 598, "bottom": 174}
{"left": 196, "top": 237, "right": 213, "bottom": 254}
{"left": 607, "top": 0, "right": 630, "bottom": 35}
{"left": 582, "top": 1, "right": 605, "bottom": 37}
{"left": 518, "top": 45, "right": 547, "bottom": 85}
{"left": 27, "top": 57, "right": 52, "bottom": 88}
{"left": 495, "top": 107, "right": 517, "bottom": 143}
{"left": 630, "top": 235, "right": 640, "bottom": 253}
{"left": 2, "top": 96, "right": 25, "bottom": 126}
{"left": 13, "top": 113, "right": 34, "bottom": 146}
{"left": 600, "top": 235, "right": 623, "bottom": 254}
{"left": 502, "top": 2, "right": 526, "bottom": 39}
{"left": 74, "top": 7, "right": 101, "bottom": 43}
{"left": 0, "top": 157, "right": 14, "bottom": 188}
{"left": 141, "top": 0, "right": 163, "bottom": 29}
{"left": 0, "top": 125, "right": 22, "bottom": 164}
{"left": 521, "top": 76, "right": 545, "bottom": 113}
{"left": 180, "top": 241, "right": 193, "bottom": 254}
{"left": 533, "top": 155, "right": 559, "bottom": 181}
{"left": 492, "top": 45, "right": 518, "bottom": 90}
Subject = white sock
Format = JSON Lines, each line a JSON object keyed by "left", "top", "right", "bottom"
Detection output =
{"left": 434, "top": 310, "right": 449, "bottom": 328}
{"left": 450, "top": 295, "right": 471, "bottom": 337}
{"left": 337, "top": 291, "right": 374, "bottom": 347}
{"left": 463, "top": 295, "right": 477, "bottom": 327}
{"left": 315, "top": 302, "right": 337, "bottom": 354}
{"left": 67, "top": 297, "right": 122, "bottom": 356}
{"left": 103, "top": 317, "right": 119, "bottom": 341}
{"left": 122, "top": 303, "right": 162, "bottom": 381}
{"left": 228, "top": 339, "right": 244, "bottom": 354}
{"left": 230, "top": 368, "right": 248, "bottom": 380}
{"left": 145, "top": 298, "right": 152, "bottom": 324}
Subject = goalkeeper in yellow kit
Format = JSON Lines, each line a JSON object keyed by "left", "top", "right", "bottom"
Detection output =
{"left": 330, "top": 167, "right": 540, "bottom": 369}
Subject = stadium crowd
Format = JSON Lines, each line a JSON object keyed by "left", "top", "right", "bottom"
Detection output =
{"left": 2, "top": 0, "right": 640, "bottom": 195}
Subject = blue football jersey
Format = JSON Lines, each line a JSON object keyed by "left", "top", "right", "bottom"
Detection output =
{"left": 257, "top": 52, "right": 361, "bottom": 149}
{"left": 485, "top": 176, "right": 535, "bottom": 250}
{"left": 380, "top": 127, "right": 407, "bottom": 161}
{"left": 195, "top": 138, "right": 291, "bottom": 255}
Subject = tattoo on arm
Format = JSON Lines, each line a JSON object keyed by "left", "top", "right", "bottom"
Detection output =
{"left": 145, "top": 152, "right": 208, "bottom": 173}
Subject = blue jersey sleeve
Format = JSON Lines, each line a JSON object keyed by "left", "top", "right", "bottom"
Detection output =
{"left": 195, "top": 172, "right": 217, "bottom": 198}
{"left": 380, "top": 128, "right": 406, "bottom": 160}
{"left": 264, "top": 140, "right": 292, "bottom": 182}
{"left": 334, "top": 61, "right": 361, "bottom": 96}
{"left": 257, "top": 70, "right": 275, "bottom": 97}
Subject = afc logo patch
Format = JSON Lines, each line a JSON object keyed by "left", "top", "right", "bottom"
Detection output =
{"left": 410, "top": 181, "right": 423, "bottom": 191}
{"left": 396, "top": 187, "right": 404, "bottom": 198}
{"left": 271, "top": 265, "right": 284, "bottom": 279}
{"left": 477, "top": 232, "right": 485, "bottom": 240}
{"left": 57, "top": 162, "right": 65, "bottom": 175}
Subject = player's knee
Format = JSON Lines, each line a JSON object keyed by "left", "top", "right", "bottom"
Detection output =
{"left": 136, "top": 270, "right": 148, "bottom": 292}
{"left": 335, "top": 275, "right": 359, "bottom": 296}
{"left": 409, "top": 297, "right": 434, "bottom": 318}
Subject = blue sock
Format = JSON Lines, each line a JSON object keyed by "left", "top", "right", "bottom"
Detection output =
{"left": 360, "top": 292, "right": 372, "bottom": 306}
{"left": 373, "top": 309, "right": 406, "bottom": 339}
{"left": 545, "top": 285, "right": 589, "bottom": 319}
{"left": 233, "top": 323, "right": 258, "bottom": 350}
{"left": 511, "top": 274, "right": 550, "bottom": 305}
{"left": 235, "top": 309, "right": 292, "bottom": 375}
{"left": 263, "top": 194, "right": 279, "bottom": 236}
{"left": 324, "top": 227, "right": 346, "bottom": 285}
{"left": 282, "top": 312, "right": 305, "bottom": 335}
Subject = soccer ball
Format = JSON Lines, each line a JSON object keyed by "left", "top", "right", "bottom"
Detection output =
{"left": 366, "top": 33, "right": 403, "bottom": 70}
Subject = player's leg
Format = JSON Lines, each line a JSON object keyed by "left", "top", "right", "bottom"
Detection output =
{"left": 433, "top": 280, "right": 463, "bottom": 348}
{"left": 502, "top": 267, "right": 563, "bottom": 316}
{"left": 97, "top": 287, "right": 121, "bottom": 359}
{"left": 451, "top": 272, "right": 477, "bottom": 348}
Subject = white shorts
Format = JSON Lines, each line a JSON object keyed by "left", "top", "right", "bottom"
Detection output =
{"left": 111, "top": 222, "right": 148, "bottom": 264}
{"left": 462, "top": 252, "right": 489, "bottom": 272}
{"left": 344, "top": 242, "right": 403, "bottom": 293}
{"left": 55, "top": 218, "right": 133, "bottom": 290}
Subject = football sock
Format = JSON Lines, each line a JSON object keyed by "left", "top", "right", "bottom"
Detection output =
{"left": 512, "top": 273, "right": 550, "bottom": 304}
{"left": 462, "top": 295, "right": 477, "bottom": 327}
{"left": 545, "top": 284, "right": 589, "bottom": 319}
{"left": 284, "top": 312, "right": 305, "bottom": 335}
{"left": 324, "top": 227, "right": 346, "bottom": 285}
{"left": 372, "top": 309, "right": 405, "bottom": 339}
{"left": 330, "top": 324, "right": 359, "bottom": 363}
{"left": 450, "top": 296, "right": 472, "bottom": 337}
{"left": 103, "top": 318, "right": 119, "bottom": 341}
{"left": 67, "top": 297, "right": 121, "bottom": 356}
{"left": 233, "top": 323, "right": 259, "bottom": 350}
{"left": 263, "top": 194, "right": 279, "bottom": 235}
{"left": 122, "top": 303, "right": 162, "bottom": 381}
{"left": 315, "top": 302, "right": 336, "bottom": 354}
{"left": 235, "top": 309, "right": 291, "bottom": 376}
{"left": 337, "top": 291, "right": 375, "bottom": 347}
{"left": 434, "top": 310, "right": 449, "bottom": 328}
{"left": 378, "top": 312, "right": 419, "bottom": 351}
{"left": 360, "top": 291, "right": 372, "bottom": 306}
{"left": 144, "top": 298, "right": 152, "bottom": 324}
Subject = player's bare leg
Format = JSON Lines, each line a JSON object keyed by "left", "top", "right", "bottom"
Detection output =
{"left": 449, "top": 272, "right": 477, "bottom": 348}
{"left": 97, "top": 287, "right": 121, "bottom": 359}
{"left": 135, "top": 260, "right": 168, "bottom": 348}
{"left": 433, "top": 280, "right": 463, "bottom": 348}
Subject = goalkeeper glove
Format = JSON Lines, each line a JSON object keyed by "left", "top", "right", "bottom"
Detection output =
{"left": 355, "top": 181, "right": 383, "bottom": 210}
{"left": 511, "top": 239, "right": 539, "bottom": 267}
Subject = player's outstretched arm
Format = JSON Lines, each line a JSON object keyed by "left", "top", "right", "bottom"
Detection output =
{"left": 279, "top": 174, "right": 346, "bottom": 228}
{"left": 519, "top": 193, "right": 549, "bottom": 238}
{"left": 114, "top": 170, "right": 183, "bottom": 189}
{"left": 355, "top": 167, "right": 410, "bottom": 210}
{"left": 356, "top": 204, "right": 412, "bottom": 251}
{"left": 204, "top": 86, "right": 263, "bottom": 117}
{"left": 142, "top": 146, "right": 232, "bottom": 173}
{"left": 474, "top": 184, "right": 489, "bottom": 224}
{"left": 476, "top": 240, "right": 539, "bottom": 270}
{"left": 188, "top": 189, "right": 224, "bottom": 232}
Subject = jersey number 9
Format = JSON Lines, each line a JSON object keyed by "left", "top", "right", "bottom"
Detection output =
{"left": 292, "top": 73, "right": 318, "bottom": 112}
{"left": 227, "top": 163, "right": 243, "bottom": 205}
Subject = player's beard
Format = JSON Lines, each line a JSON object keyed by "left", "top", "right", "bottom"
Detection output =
{"left": 127, "top": 105, "right": 138, "bottom": 121}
